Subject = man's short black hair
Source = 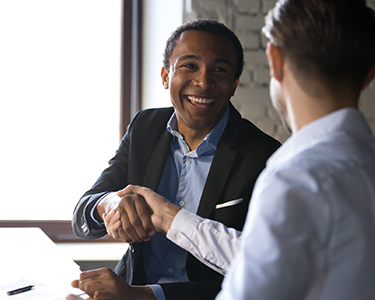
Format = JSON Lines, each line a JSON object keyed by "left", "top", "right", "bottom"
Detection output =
{"left": 163, "top": 19, "right": 244, "bottom": 79}
{"left": 262, "top": 0, "right": 375, "bottom": 93}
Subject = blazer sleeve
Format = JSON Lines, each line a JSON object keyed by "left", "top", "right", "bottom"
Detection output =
{"left": 71, "top": 129, "right": 131, "bottom": 239}
{"left": 71, "top": 107, "right": 174, "bottom": 239}
{"left": 71, "top": 108, "right": 151, "bottom": 239}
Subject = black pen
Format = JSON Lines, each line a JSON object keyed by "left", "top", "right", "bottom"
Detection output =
{"left": 6, "top": 285, "right": 35, "bottom": 296}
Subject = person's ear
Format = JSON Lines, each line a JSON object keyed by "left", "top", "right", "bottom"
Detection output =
{"left": 161, "top": 67, "right": 169, "bottom": 89}
{"left": 362, "top": 62, "right": 375, "bottom": 90}
{"left": 266, "top": 42, "right": 284, "bottom": 82}
{"left": 230, "top": 78, "right": 239, "bottom": 96}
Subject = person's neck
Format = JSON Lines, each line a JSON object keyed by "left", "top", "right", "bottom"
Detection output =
{"left": 285, "top": 78, "right": 358, "bottom": 134}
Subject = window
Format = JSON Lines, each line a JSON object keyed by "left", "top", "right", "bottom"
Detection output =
{"left": 0, "top": 0, "right": 125, "bottom": 222}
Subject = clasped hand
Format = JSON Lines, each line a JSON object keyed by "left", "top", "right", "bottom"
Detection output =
{"left": 100, "top": 185, "right": 180, "bottom": 244}
{"left": 66, "top": 186, "right": 178, "bottom": 299}
{"left": 68, "top": 186, "right": 181, "bottom": 300}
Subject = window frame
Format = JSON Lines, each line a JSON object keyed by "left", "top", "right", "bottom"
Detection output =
{"left": 0, "top": 0, "right": 142, "bottom": 243}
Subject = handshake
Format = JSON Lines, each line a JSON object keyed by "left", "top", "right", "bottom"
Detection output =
{"left": 68, "top": 185, "right": 240, "bottom": 299}
{"left": 97, "top": 185, "right": 182, "bottom": 243}
{"left": 66, "top": 186, "right": 183, "bottom": 300}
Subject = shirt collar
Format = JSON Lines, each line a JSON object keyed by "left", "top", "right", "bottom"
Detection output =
{"left": 267, "top": 108, "right": 372, "bottom": 168}
{"left": 167, "top": 105, "right": 230, "bottom": 155}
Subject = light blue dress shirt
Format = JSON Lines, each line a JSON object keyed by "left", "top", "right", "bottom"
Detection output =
{"left": 147, "top": 106, "right": 229, "bottom": 299}
{"left": 89, "top": 106, "right": 229, "bottom": 300}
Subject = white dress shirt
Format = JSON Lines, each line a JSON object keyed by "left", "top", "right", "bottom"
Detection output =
{"left": 168, "top": 108, "right": 375, "bottom": 300}
{"left": 167, "top": 208, "right": 241, "bottom": 275}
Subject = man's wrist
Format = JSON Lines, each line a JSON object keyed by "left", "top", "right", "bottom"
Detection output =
{"left": 96, "top": 197, "right": 107, "bottom": 222}
{"left": 158, "top": 202, "right": 181, "bottom": 234}
{"left": 96, "top": 192, "right": 119, "bottom": 222}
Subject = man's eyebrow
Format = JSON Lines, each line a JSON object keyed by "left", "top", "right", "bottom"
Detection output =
{"left": 179, "top": 54, "right": 200, "bottom": 61}
{"left": 178, "top": 55, "right": 234, "bottom": 67}
{"left": 215, "top": 58, "right": 234, "bottom": 67}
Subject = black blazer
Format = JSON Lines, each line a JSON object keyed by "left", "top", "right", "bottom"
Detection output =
{"left": 72, "top": 103, "right": 281, "bottom": 300}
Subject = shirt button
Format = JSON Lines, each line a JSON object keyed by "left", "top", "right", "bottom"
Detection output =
{"left": 179, "top": 200, "right": 185, "bottom": 207}
{"left": 185, "top": 160, "right": 191, "bottom": 166}
{"left": 168, "top": 268, "right": 173, "bottom": 274}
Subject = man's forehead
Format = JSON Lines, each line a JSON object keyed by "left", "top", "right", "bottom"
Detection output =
{"left": 171, "top": 30, "right": 236, "bottom": 60}
{"left": 175, "top": 30, "right": 223, "bottom": 44}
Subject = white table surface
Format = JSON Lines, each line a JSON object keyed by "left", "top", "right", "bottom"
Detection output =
{"left": 0, "top": 227, "right": 82, "bottom": 287}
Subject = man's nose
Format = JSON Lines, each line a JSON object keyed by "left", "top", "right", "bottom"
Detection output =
{"left": 193, "top": 69, "right": 215, "bottom": 90}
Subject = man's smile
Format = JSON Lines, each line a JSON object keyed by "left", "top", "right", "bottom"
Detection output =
{"left": 185, "top": 95, "right": 217, "bottom": 107}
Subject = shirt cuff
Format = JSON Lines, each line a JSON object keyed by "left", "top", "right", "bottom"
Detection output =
{"left": 88, "top": 193, "right": 111, "bottom": 230}
{"left": 148, "top": 284, "right": 166, "bottom": 300}
{"left": 166, "top": 209, "right": 202, "bottom": 247}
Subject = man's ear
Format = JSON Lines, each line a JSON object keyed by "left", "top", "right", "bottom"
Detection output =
{"left": 362, "top": 62, "right": 375, "bottom": 90}
{"left": 230, "top": 78, "right": 239, "bottom": 96}
{"left": 161, "top": 67, "right": 169, "bottom": 89}
{"left": 266, "top": 43, "right": 284, "bottom": 82}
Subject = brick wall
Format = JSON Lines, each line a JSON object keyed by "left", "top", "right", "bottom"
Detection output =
{"left": 184, "top": 0, "right": 375, "bottom": 142}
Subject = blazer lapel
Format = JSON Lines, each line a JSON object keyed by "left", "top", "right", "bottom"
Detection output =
{"left": 197, "top": 103, "right": 240, "bottom": 218}
{"left": 197, "top": 143, "right": 237, "bottom": 218}
{"left": 142, "top": 130, "right": 173, "bottom": 190}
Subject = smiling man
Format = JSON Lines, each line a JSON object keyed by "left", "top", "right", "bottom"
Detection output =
{"left": 161, "top": 29, "right": 239, "bottom": 150}
{"left": 71, "top": 19, "right": 280, "bottom": 300}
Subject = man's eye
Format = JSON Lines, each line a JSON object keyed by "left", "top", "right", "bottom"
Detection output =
{"left": 214, "top": 67, "right": 227, "bottom": 72}
{"left": 183, "top": 64, "right": 196, "bottom": 69}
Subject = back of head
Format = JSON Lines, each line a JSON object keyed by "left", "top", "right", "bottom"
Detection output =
{"left": 163, "top": 19, "right": 244, "bottom": 79}
{"left": 262, "top": 0, "right": 375, "bottom": 94}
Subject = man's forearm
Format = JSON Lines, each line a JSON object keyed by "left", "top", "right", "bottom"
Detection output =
{"left": 166, "top": 209, "right": 241, "bottom": 275}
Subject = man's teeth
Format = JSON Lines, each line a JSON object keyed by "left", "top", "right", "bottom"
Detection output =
{"left": 187, "top": 96, "right": 215, "bottom": 104}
